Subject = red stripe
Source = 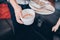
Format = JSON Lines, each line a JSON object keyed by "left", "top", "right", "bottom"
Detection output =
{"left": 0, "top": 3, "right": 11, "bottom": 19}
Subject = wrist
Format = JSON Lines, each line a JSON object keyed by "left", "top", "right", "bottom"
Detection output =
{"left": 55, "top": 24, "right": 59, "bottom": 28}
{"left": 10, "top": 0, "right": 19, "bottom": 9}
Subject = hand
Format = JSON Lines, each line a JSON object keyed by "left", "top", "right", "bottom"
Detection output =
{"left": 52, "top": 25, "right": 59, "bottom": 32}
{"left": 14, "top": 5, "right": 23, "bottom": 24}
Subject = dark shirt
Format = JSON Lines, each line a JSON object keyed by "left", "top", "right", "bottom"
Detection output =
{"left": 0, "top": 0, "right": 7, "bottom": 3}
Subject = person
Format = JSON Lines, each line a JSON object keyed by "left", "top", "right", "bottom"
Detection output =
{"left": 9, "top": 0, "right": 56, "bottom": 40}
{"left": 52, "top": 18, "right": 60, "bottom": 32}
{"left": 52, "top": 18, "right": 60, "bottom": 40}
{"left": 9, "top": 0, "right": 40, "bottom": 40}
{"left": 10, "top": 0, "right": 28, "bottom": 24}
{"left": 51, "top": 0, "right": 60, "bottom": 40}
{"left": 52, "top": 0, "right": 60, "bottom": 32}
{"left": 0, "top": 0, "right": 14, "bottom": 40}
{"left": 9, "top": 0, "right": 51, "bottom": 40}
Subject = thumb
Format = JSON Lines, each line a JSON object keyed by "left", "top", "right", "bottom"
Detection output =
{"left": 16, "top": 18, "right": 23, "bottom": 24}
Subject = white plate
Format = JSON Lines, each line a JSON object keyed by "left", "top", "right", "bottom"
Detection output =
{"left": 29, "top": 3, "right": 55, "bottom": 15}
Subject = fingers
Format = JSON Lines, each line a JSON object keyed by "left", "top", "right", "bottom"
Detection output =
{"left": 16, "top": 18, "right": 23, "bottom": 24}
{"left": 52, "top": 27, "right": 54, "bottom": 32}
{"left": 52, "top": 27, "right": 56, "bottom": 32}
{"left": 52, "top": 26, "right": 58, "bottom": 32}
{"left": 15, "top": 11, "right": 23, "bottom": 24}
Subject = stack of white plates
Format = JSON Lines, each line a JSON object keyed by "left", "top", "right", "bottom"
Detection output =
{"left": 29, "top": 0, "right": 55, "bottom": 15}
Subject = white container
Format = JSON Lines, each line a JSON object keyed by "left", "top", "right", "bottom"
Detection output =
{"left": 21, "top": 9, "right": 35, "bottom": 25}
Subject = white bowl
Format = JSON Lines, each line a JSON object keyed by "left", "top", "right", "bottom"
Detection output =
{"left": 21, "top": 9, "right": 35, "bottom": 25}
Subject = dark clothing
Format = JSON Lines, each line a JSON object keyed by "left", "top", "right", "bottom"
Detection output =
{"left": 40, "top": 9, "right": 60, "bottom": 25}
{"left": 8, "top": 2, "right": 55, "bottom": 40}
{"left": 9, "top": 3, "right": 47, "bottom": 40}
{"left": 19, "top": 4, "right": 31, "bottom": 9}
{"left": 0, "top": 19, "right": 14, "bottom": 40}
{"left": 0, "top": 0, "right": 7, "bottom": 3}
{"left": 0, "top": 1, "right": 14, "bottom": 40}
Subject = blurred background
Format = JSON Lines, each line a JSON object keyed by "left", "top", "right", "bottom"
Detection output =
{"left": 0, "top": 0, "right": 60, "bottom": 40}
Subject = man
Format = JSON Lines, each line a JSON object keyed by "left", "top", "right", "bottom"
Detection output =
{"left": 9, "top": 0, "right": 49, "bottom": 40}
{"left": 0, "top": 0, "right": 14, "bottom": 40}
{"left": 9, "top": 0, "right": 56, "bottom": 40}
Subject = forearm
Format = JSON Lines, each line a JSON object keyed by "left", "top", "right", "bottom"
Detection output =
{"left": 9, "top": 0, "right": 22, "bottom": 17}
{"left": 56, "top": 18, "right": 60, "bottom": 26}
{"left": 9, "top": 0, "right": 22, "bottom": 10}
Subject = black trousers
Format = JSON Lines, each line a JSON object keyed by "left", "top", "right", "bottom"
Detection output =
{"left": 9, "top": 3, "right": 49, "bottom": 40}
{"left": 9, "top": 2, "right": 60, "bottom": 40}
{"left": 8, "top": 3, "right": 56, "bottom": 40}
{"left": 0, "top": 19, "right": 14, "bottom": 40}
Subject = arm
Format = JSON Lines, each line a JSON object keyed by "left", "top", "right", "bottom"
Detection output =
{"left": 56, "top": 18, "right": 60, "bottom": 26}
{"left": 9, "top": 0, "right": 23, "bottom": 24}
{"left": 52, "top": 18, "right": 60, "bottom": 32}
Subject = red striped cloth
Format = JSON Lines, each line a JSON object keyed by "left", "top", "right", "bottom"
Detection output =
{"left": 0, "top": 3, "right": 11, "bottom": 19}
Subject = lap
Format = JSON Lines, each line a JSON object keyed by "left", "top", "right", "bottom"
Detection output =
{"left": 0, "top": 19, "right": 13, "bottom": 36}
